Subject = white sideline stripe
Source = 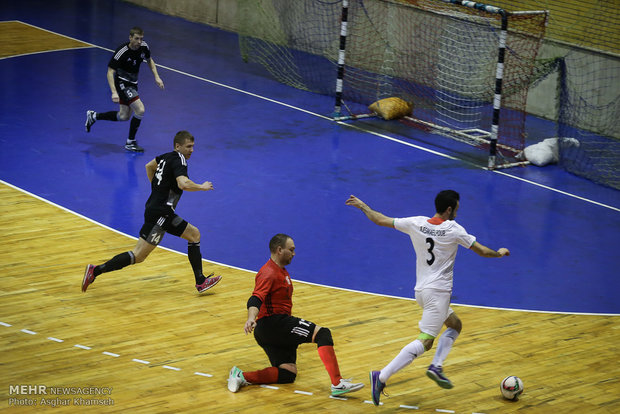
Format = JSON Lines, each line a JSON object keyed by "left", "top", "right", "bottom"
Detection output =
{"left": 102, "top": 352, "right": 120, "bottom": 357}
{"left": 157, "top": 60, "right": 620, "bottom": 214}
{"left": 0, "top": 321, "right": 12, "bottom": 327}
{"left": 400, "top": 405, "right": 419, "bottom": 409}
{"left": 74, "top": 344, "right": 91, "bottom": 350}
{"left": 364, "top": 400, "right": 383, "bottom": 405}
{"left": 4, "top": 323, "right": 486, "bottom": 413}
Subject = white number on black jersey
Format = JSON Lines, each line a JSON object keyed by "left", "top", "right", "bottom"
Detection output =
{"left": 155, "top": 160, "right": 166, "bottom": 185}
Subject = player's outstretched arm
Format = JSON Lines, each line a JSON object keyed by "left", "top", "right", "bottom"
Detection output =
{"left": 176, "top": 176, "right": 213, "bottom": 192}
{"left": 346, "top": 195, "right": 394, "bottom": 228}
{"left": 470, "top": 241, "right": 510, "bottom": 258}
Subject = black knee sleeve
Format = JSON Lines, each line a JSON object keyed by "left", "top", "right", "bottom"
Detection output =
{"left": 277, "top": 368, "right": 296, "bottom": 384}
{"left": 314, "top": 327, "right": 334, "bottom": 347}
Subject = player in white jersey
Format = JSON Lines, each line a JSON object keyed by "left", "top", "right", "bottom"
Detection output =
{"left": 346, "top": 190, "right": 510, "bottom": 406}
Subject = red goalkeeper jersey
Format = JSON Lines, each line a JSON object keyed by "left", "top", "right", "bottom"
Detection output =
{"left": 252, "top": 259, "right": 294, "bottom": 320}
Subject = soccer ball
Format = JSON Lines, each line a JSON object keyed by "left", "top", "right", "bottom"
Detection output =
{"left": 500, "top": 376, "right": 524, "bottom": 400}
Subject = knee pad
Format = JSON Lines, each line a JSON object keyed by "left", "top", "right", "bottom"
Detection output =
{"left": 314, "top": 327, "right": 334, "bottom": 347}
{"left": 277, "top": 368, "right": 296, "bottom": 384}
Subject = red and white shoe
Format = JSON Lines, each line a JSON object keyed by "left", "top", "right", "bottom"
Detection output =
{"left": 196, "top": 273, "right": 222, "bottom": 293}
{"left": 82, "top": 264, "right": 95, "bottom": 292}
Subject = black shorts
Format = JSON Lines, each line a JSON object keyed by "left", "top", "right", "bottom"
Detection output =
{"left": 253, "top": 314, "right": 317, "bottom": 367}
{"left": 116, "top": 79, "right": 140, "bottom": 105}
{"left": 139, "top": 210, "right": 188, "bottom": 246}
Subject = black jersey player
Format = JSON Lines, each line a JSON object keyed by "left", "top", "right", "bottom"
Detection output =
{"left": 82, "top": 130, "right": 221, "bottom": 293}
{"left": 85, "top": 26, "right": 164, "bottom": 152}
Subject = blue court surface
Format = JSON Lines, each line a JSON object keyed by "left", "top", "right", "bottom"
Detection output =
{"left": 1, "top": 0, "right": 619, "bottom": 315}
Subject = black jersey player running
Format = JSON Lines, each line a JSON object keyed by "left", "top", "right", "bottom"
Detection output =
{"left": 82, "top": 130, "right": 221, "bottom": 293}
{"left": 85, "top": 26, "right": 164, "bottom": 152}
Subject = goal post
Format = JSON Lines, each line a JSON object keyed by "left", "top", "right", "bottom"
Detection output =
{"left": 237, "top": 0, "right": 549, "bottom": 169}
{"left": 333, "top": 0, "right": 548, "bottom": 169}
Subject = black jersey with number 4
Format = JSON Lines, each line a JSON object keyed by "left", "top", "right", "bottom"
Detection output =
{"left": 144, "top": 151, "right": 188, "bottom": 215}
{"left": 108, "top": 41, "right": 151, "bottom": 84}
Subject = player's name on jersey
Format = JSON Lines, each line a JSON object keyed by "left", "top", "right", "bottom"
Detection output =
{"left": 419, "top": 226, "right": 446, "bottom": 237}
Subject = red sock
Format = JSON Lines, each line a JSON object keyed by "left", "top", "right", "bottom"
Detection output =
{"left": 317, "top": 346, "right": 342, "bottom": 386}
{"left": 242, "top": 367, "right": 279, "bottom": 384}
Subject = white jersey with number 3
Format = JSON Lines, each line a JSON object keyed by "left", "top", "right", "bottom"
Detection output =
{"left": 394, "top": 216, "right": 476, "bottom": 292}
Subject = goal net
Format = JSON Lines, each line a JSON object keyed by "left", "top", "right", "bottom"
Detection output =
{"left": 238, "top": 0, "right": 548, "bottom": 168}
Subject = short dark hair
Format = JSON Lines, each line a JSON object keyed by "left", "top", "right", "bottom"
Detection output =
{"left": 174, "top": 130, "right": 194, "bottom": 147}
{"left": 269, "top": 233, "right": 291, "bottom": 253}
{"left": 129, "top": 27, "right": 144, "bottom": 37}
{"left": 435, "top": 190, "right": 460, "bottom": 214}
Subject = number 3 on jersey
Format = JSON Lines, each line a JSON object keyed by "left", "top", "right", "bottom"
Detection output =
{"left": 154, "top": 160, "right": 166, "bottom": 185}
{"left": 425, "top": 237, "right": 435, "bottom": 266}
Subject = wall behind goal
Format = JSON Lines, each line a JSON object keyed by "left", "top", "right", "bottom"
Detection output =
{"left": 123, "top": 0, "right": 239, "bottom": 32}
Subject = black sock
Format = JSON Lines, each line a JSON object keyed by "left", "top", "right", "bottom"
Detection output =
{"left": 128, "top": 116, "right": 142, "bottom": 141}
{"left": 96, "top": 111, "right": 119, "bottom": 121}
{"left": 95, "top": 252, "right": 135, "bottom": 277}
{"left": 188, "top": 242, "right": 204, "bottom": 284}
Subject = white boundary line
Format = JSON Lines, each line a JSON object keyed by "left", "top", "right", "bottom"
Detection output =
{"left": 102, "top": 351, "right": 120, "bottom": 357}
{"left": 5, "top": 21, "right": 618, "bottom": 212}
{"left": 1, "top": 178, "right": 618, "bottom": 317}
{"left": 5, "top": 321, "right": 461, "bottom": 409}
{"left": 74, "top": 344, "right": 92, "bottom": 350}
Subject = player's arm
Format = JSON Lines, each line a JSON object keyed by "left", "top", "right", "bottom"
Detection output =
{"left": 470, "top": 241, "right": 510, "bottom": 258}
{"left": 176, "top": 176, "right": 213, "bottom": 192}
{"left": 244, "top": 296, "right": 262, "bottom": 334}
{"left": 147, "top": 57, "right": 164, "bottom": 89}
{"left": 106, "top": 67, "right": 119, "bottom": 103}
{"left": 345, "top": 195, "right": 394, "bottom": 228}
{"left": 145, "top": 159, "right": 158, "bottom": 182}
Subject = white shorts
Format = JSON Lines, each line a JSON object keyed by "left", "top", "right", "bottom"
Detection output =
{"left": 415, "top": 289, "right": 453, "bottom": 338}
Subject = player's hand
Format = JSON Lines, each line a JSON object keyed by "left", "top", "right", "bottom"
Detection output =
{"left": 201, "top": 181, "right": 214, "bottom": 191}
{"left": 497, "top": 248, "right": 510, "bottom": 257}
{"left": 244, "top": 319, "right": 256, "bottom": 335}
{"left": 155, "top": 78, "right": 164, "bottom": 89}
{"left": 345, "top": 195, "right": 365, "bottom": 209}
{"left": 111, "top": 92, "right": 119, "bottom": 103}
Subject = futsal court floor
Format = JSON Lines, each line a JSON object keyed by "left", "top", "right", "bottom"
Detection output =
{"left": 1, "top": 0, "right": 619, "bottom": 413}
